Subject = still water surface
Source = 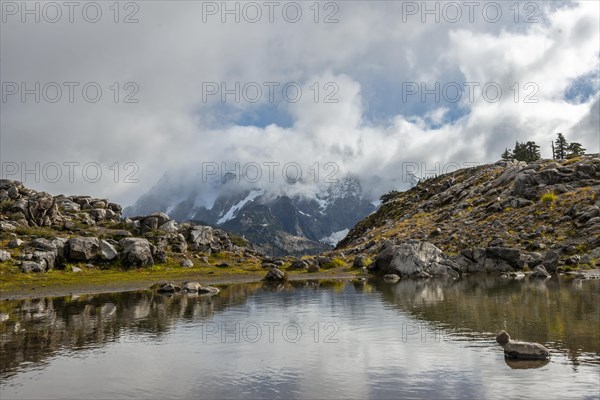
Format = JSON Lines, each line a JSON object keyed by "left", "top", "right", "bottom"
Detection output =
{"left": 1, "top": 276, "right": 599, "bottom": 399}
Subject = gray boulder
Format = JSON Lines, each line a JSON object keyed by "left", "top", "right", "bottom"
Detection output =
{"left": 119, "top": 238, "right": 154, "bottom": 267}
{"left": 485, "top": 247, "right": 521, "bottom": 269}
{"left": 374, "top": 242, "right": 399, "bottom": 270}
{"left": 383, "top": 241, "right": 443, "bottom": 277}
{"left": 289, "top": 259, "right": 309, "bottom": 270}
{"left": 140, "top": 217, "right": 159, "bottom": 233}
{"left": 189, "top": 226, "right": 214, "bottom": 245}
{"left": 182, "top": 281, "right": 201, "bottom": 292}
{"left": 68, "top": 237, "right": 100, "bottom": 261}
{"left": 181, "top": 259, "right": 194, "bottom": 268}
{"left": 21, "top": 260, "right": 46, "bottom": 273}
{"left": 496, "top": 330, "right": 550, "bottom": 360}
{"left": 542, "top": 251, "right": 560, "bottom": 272}
{"left": 265, "top": 267, "right": 287, "bottom": 281}
{"left": 159, "top": 220, "right": 178, "bottom": 233}
{"left": 427, "top": 262, "right": 459, "bottom": 278}
{"left": 100, "top": 239, "right": 118, "bottom": 261}
{"left": 530, "top": 265, "right": 551, "bottom": 278}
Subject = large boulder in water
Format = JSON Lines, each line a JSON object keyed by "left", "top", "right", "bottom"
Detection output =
{"left": 496, "top": 330, "right": 550, "bottom": 360}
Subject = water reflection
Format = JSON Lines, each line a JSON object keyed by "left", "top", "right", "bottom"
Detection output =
{"left": 371, "top": 275, "right": 600, "bottom": 364}
{"left": 505, "top": 358, "right": 550, "bottom": 370}
{"left": 0, "top": 283, "right": 264, "bottom": 377}
{"left": 0, "top": 276, "right": 599, "bottom": 399}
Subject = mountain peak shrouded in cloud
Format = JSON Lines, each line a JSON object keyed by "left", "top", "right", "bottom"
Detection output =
{"left": 2, "top": 1, "right": 598, "bottom": 208}
{"left": 124, "top": 169, "right": 379, "bottom": 254}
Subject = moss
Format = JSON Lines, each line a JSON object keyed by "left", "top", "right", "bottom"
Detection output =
{"left": 322, "top": 257, "right": 346, "bottom": 269}
{"left": 540, "top": 192, "right": 558, "bottom": 204}
{"left": 561, "top": 265, "right": 579, "bottom": 272}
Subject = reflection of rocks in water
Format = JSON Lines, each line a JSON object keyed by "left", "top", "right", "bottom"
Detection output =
{"left": 374, "top": 275, "right": 600, "bottom": 363}
{"left": 0, "top": 283, "right": 262, "bottom": 376}
{"left": 100, "top": 303, "right": 117, "bottom": 318}
{"left": 505, "top": 358, "right": 550, "bottom": 369}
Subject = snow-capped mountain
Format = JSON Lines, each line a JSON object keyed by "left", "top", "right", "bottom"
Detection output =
{"left": 124, "top": 171, "right": 377, "bottom": 256}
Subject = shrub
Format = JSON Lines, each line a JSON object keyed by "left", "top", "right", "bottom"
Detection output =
{"left": 229, "top": 234, "right": 248, "bottom": 247}
{"left": 540, "top": 192, "right": 558, "bottom": 204}
{"left": 0, "top": 199, "right": 15, "bottom": 211}
{"left": 322, "top": 257, "right": 346, "bottom": 269}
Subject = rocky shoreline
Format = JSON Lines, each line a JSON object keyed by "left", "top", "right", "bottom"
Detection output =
{"left": 1, "top": 155, "right": 599, "bottom": 299}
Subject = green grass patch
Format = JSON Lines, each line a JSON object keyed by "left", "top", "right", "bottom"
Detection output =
{"left": 14, "top": 226, "right": 57, "bottom": 239}
{"left": 540, "top": 192, "right": 558, "bottom": 204}
{"left": 321, "top": 257, "right": 346, "bottom": 269}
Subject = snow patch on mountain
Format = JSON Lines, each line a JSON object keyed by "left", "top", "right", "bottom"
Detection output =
{"left": 320, "top": 229, "right": 349, "bottom": 246}
{"left": 217, "top": 189, "right": 264, "bottom": 224}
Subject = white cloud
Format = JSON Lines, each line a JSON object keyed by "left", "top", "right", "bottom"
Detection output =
{"left": 1, "top": 1, "right": 598, "bottom": 206}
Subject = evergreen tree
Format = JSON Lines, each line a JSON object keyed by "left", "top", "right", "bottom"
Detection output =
{"left": 513, "top": 142, "right": 527, "bottom": 161}
{"left": 501, "top": 148, "right": 513, "bottom": 160}
{"left": 511, "top": 141, "right": 541, "bottom": 162}
{"left": 566, "top": 142, "right": 586, "bottom": 158}
{"left": 524, "top": 141, "right": 541, "bottom": 162}
{"left": 554, "top": 133, "right": 568, "bottom": 160}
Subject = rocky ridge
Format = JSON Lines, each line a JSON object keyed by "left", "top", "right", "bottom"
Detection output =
{"left": 334, "top": 155, "right": 600, "bottom": 278}
{"left": 0, "top": 180, "right": 263, "bottom": 273}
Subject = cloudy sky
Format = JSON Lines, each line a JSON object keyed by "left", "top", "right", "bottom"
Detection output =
{"left": 1, "top": 0, "right": 599, "bottom": 205}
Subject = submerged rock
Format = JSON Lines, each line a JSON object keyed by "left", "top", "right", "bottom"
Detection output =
{"left": 198, "top": 286, "right": 220, "bottom": 295}
{"left": 156, "top": 283, "right": 181, "bottom": 293}
{"left": 383, "top": 274, "right": 400, "bottom": 282}
{"left": 496, "top": 330, "right": 550, "bottom": 360}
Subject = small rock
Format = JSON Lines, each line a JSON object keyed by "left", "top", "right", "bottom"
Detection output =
{"left": 0, "top": 250, "right": 11, "bottom": 262}
{"left": 157, "top": 283, "right": 181, "bottom": 293}
{"left": 509, "top": 271, "right": 525, "bottom": 280}
{"left": 182, "top": 281, "right": 201, "bottom": 292}
{"left": 383, "top": 274, "right": 400, "bottom": 282}
{"left": 181, "top": 259, "right": 194, "bottom": 268}
{"left": 71, "top": 266, "right": 82, "bottom": 273}
{"left": 8, "top": 238, "right": 23, "bottom": 248}
{"left": 565, "top": 255, "right": 581, "bottom": 266}
{"left": 198, "top": 286, "right": 220, "bottom": 295}
{"left": 307, "top": 264, "right": 320, "bottom": 273}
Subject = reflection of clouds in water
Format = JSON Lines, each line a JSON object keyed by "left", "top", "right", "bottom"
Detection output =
{"left": 0, "top": 278, "right": 599, "bottom": 399}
